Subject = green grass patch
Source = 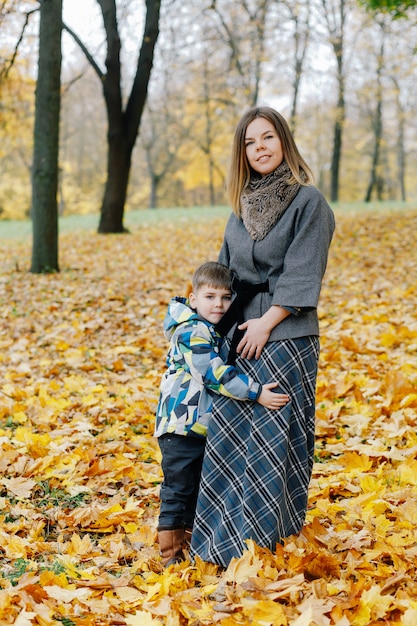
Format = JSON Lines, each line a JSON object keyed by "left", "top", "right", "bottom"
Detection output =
{"left": 0, "top": 206, "right": 231, "bottom": 240}
{"left": 331, "top": 200, "right": 417, "bottom": 213}
{"left": 1, "top": 201, "right": 416, "bottom": 241}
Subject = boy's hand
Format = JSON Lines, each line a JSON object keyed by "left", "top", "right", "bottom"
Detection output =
{"left": 257, "top": 382, "right": 289, "bottom": 410}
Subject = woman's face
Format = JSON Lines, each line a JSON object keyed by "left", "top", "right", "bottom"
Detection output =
{"left": 244, "top": 117, "right": 284, "bottom": 177}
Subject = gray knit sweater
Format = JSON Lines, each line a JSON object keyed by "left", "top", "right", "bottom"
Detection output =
{"left": 218, "top": 185, "right": 335, "bottom": 341}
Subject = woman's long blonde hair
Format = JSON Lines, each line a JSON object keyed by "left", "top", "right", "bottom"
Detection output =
{"left": 227, "top": 106, "right": 314, "bottom": 216}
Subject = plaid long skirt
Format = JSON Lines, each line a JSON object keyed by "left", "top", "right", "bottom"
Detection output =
{"left": 190, "top": 336, "right": 319, "bottom": 567}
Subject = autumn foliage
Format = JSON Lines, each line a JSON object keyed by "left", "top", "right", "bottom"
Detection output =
{"left": 1, "top": 209, "right": 417, "bottom": 625}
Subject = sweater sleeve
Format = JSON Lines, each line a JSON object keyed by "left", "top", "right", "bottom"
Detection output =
{"left": 176, "top": 323, "right": 261, "bottom": 401}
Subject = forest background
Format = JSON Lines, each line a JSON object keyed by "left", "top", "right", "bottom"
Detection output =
{"left": 1, "top": 0, "right": 417, "bottom": 226}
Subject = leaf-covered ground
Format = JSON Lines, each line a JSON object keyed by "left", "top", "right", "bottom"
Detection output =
{"left": 1, "top": 209, "right": 417, "bottom": 625}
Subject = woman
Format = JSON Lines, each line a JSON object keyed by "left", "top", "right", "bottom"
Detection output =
{"left": 190, "top": 106, "right": 335, "bottom": 567}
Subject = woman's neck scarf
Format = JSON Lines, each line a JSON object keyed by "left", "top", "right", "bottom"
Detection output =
{"left": 240, "top": 160, "right": 301, "bottom": 241}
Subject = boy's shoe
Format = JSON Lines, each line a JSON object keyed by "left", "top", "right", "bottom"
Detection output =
{"left": 157, "top": 527, "right": 187, "bottom": 566}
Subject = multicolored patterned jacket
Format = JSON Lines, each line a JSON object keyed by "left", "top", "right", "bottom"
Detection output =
{"left": 154, "top": 297, "right": 261, "bottom": 438}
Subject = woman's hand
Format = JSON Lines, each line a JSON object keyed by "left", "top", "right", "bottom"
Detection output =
{"left": 236, "top": 305, "right": 291, "bottom": 360}
{"left": 237, "top": 318, "right": 271, "bottom": 360}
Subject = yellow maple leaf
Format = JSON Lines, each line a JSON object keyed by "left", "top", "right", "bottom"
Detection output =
{"left": 13, "top": 427, "right": 51, "bottom": 448}
{"left": 362, "top": 498, "right": 390, "bottom": 517}
{"left": 44, "top": 584, "right": 92, "bottom": 602}
{"left": 141, "top": 596, "right": 172, "bottom": 617}
{"left": 71, "top": 503, "right": 102, "bottom": 527}
{"left": 242, "top": 599, "right": 287, "bottom": 625}
{"left": 359, "top": 474, "right": 385, "bottom": 495}
{"left": 125, "top": 524, "right": 156, "bottom": 548}
{"left": 68, "top": 532, "right": 94, "bottom": 556}
{"left": 125, "top": 610, "right": 163, "bottom": 625}
{"left": 339, "top": 451, "right": 372, "bottom": 472}
{"left": 385, "top": 529, "right": 415, "bottom": 547}
{"left": 0, "top": 476, "right": 36, "bottom": 498}
{"left": 359, "top": 584, "right": 394, "bottom": 619}
{"left": 224, "top": 550, "right": 263, "bottom": 584}
{"left": 379, "top": 332, "right": 399, "bottom": 348}
{"left": 39, "top": 570, "right": 69, "bottom": 587}
{"left": 55, "top": 556, "right": 83, "bottom": 581}
{"left": 349, "top": 603, "right": 371, "bottom": 626}
{"left": 192, "top": 554, "right": 223, "bottom": 583}
{"left": 398, "top": 500, "right": 417, "bottom": 524}
{"left": 399, "top": 460, "right": 417, "bottom": 486}
{"left": 306, "top": 552, "right": 341, "bottom": 579}
{"left": 114, "top": 586, "right": 143, "bottom": 603}
{"left": 122, "top": 521, "right": 139, "bottom": 533}
{"left": 144, "top": 582, "right": 162, "bottom": 602}
{"left": 0, "top": 532, "right": 29, "bottom": 558}
{"left": 12, "top": 410, "right": 28, "bottom": 424}
{"left": 37, "top": 387, "right": 71, "bottom": 409}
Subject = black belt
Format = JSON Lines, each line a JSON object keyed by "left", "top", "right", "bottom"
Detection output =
{"left": 215, "top": 277, "right": 270, "bottom": 364}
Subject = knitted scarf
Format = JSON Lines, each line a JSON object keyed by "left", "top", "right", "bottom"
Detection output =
{"left": 240, "top": 160, "right": 301, "bottom": 241}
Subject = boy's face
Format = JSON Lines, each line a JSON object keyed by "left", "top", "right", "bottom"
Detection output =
{"left": 189, "top": 285, "right": 232, "bottom": 325}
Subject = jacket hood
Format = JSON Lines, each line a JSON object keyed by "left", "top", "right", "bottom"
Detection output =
{"left": 163, "top": 297, "right": 200, "bottom": 340}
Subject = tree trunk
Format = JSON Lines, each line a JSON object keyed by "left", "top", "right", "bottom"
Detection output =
{"left": 31, "top": 0, "right": 62, "bottom": 273}
{"left": 330, "top": 99, "right": 344, "bottom": 202}
{"left": 149, "top": 172, "right": 159, "bottom": 208}
{"left": 287, "top": 0, "right": 310, "bottom": 136}
{"left": 98, "top": 134, "right": 132, "bottom": 232}
{"left": 393, "top": 78, "right": 406, "bottom": 201}
{"left": 203, "top": 63, "right": 216, "bottom": 206}
{"left": 330, "top": 34, "right": 345, "bottom": 203}
{"left": 97, "top": 0, "right": 161, "bottom": 233}
{"left": 290, "top": 58, "right": 302, "bottom": 135}
{"left": 364, "top": 94, "right": 383, "bottom": 202}
{"left": 321, "top": 0, "right": 346, "bottom": 203}
{"left": 365, "top": 26, "right": 385, "bottom": 202}
{"left": 397, "top": 112, "right": 406, "bottom": 201}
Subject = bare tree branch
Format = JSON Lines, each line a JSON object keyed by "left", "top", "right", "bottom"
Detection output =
{"left": 62, "top": 22, "right": 104, "bottom": 81}
{"left": 0, "top": 7, "right": 38, "bottom": 82}
{"left": 62, "top": 69, "right": 89, "bottom": 96}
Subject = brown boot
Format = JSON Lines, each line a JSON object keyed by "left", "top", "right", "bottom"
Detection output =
{"left": 157, "top": 528, "right": 186, "bottom": 566}
{"left": 184, "top": 527, "right": 192, "bottom": 547}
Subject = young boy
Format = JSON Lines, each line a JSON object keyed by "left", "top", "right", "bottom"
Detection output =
{"left": 154, "top": 261, "right": 289, "bottom": 566}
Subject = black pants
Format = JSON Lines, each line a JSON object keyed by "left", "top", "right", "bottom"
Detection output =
{"left": 157, "top": 433, "right": 206, "bottom": 529}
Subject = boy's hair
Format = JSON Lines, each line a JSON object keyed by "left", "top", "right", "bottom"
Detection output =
{"left": 192, "top": 261, "right": 232, "bottom": 292}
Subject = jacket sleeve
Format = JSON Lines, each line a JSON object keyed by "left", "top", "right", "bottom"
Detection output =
{"left": 175, "top": 323, "right": 261, "bottom": 401}
{"left": 272, "top": 191, "right": 335, "bottom": 311}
